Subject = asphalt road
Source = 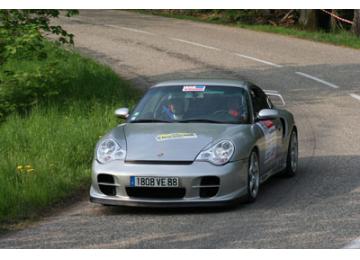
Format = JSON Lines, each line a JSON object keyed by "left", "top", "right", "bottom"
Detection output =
{"left": 1, "top": 10, "right": 360, "bottom": 248}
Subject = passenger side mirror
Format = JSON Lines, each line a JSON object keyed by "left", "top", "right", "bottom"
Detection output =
{"left": 256, "top": 109, "right": 279, "bottom": 121}
{"left": 114, "top": 108, "right": 129, "bottom": 119}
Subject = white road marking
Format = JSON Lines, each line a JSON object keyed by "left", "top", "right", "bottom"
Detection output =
{"left": 295, "top": 72, "right": 340, "bottom": 89}
{"left": 235, "top": 53, "right": 283, "bottom": 68}
{"left": 170, "top": 38, "right": 220, "bottom": 51}
{"left": 350, "top": 93, "right": 360, "bottom": 102}
{"left": 108, "top": 25, "right": 155, "bottom": 35}
{"left": 89, "top": 23, "right": 350, "bottom": 99}
{"left": 343, "top": 237, "right": 360, "bottom": 248}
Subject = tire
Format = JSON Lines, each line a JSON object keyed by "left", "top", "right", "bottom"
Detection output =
{"left": 283, "top": 129, "right": 298, "bottom": 177}
{"left": 245, "top": 150, "right": 260, "bottom": 203}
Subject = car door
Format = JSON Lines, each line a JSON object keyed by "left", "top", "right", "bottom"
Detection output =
{"left": 250, "top": 85, "right": 283, "bottom": 174}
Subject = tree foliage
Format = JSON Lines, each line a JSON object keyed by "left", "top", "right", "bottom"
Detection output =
{"left": 0, "top": 10, "right": 78, "bottom": 65}
{"left": 0, "top": 10, "right": 78, "bottom": 120}
{"left": 0, "top": 10, "right": 78, "bottom": 43}
{"left": 155, "top": 9, "right": 359, "bottom": 37}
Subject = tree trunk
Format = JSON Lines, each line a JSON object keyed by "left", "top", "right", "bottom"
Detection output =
{"left": 352, "top": 9, "right": 360, "bottom": 37}
{"left": 330, "top": 10, "right": 338, "bottom": 32}
{"left": 299, "top": 10, "right": 318, "bottom": 30}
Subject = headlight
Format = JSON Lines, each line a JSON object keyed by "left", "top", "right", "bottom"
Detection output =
{"left": 196, "top": 140, "right": 235, "bottom": 165}
{"left": 96, "top": 138, "right": 126, "bottom": 164}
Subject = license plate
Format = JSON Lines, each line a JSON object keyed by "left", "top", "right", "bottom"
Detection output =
{"left": 130, "top": 176, "right": 180, "bottom": 187}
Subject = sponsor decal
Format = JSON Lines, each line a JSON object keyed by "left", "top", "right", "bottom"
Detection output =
{"left": 205, "top": 90, "right": 224, "bottom": 94}
{"left": 257, "top": 120, "right": 277, "bottom": 163}
{"left": 262, "top": 120, "right": 274, "bottom": 129}
{"left": 182, "top": 85, "right": 206, "bottom": 92}
{"left": 156, "top": 133, "right": 198, "bottom": 142}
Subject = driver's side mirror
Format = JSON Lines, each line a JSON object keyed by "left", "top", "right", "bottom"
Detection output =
{"left": 115, "top": 107, "right": 129, "bottom": 119}
{"left": 256, "top": 109, "right": 279, "bottom": 121}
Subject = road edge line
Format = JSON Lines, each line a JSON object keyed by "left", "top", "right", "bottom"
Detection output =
{"left": 295, "top": 72, "right": 340, "bottom": 89}
{"left": 235, "top": 53, "right": 283, "bottom": 68}
{"left": 170, "top": 38, "right": 221, "bottom": 51}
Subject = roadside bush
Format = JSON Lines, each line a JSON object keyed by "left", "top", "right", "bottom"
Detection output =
{"left": 142, "top": 10, "right": 360, "bottom": 49}
{"left": 0, "top": 43, "right": 141, "bottom": 224}
{"left": 0, "top": 10, "right": 141, "bottom": 226}
{"left": 0, "top": 57, "right": 61, "bottom": 119}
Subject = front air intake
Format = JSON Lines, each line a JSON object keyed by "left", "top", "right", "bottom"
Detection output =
{"left": 126, "top": 187, "right": 186, "bottom": 199}
{"left": 97, "top": 174, "right": 117, "bottom": 196}
{"left": 199, "top": 176, "right": 220, "bottom": 198}
{"left": 98, "top": 174, "right": 115, "bottom": 184}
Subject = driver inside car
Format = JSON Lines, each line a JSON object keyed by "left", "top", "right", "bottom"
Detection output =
{"left": 161, "top": 98, "right": 185, "bottom": 120}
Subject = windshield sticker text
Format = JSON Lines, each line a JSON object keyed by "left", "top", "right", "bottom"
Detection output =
{"left": 182, "top": 85, "right": 206, "bottom": 92}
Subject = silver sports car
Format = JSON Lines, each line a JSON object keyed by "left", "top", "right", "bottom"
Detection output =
{"left": 90, "top": 79, "right": 298, "bottom": 207}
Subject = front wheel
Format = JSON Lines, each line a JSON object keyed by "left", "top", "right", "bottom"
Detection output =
{"left": 245, "top": 150, "right": 260, "bottom": 203}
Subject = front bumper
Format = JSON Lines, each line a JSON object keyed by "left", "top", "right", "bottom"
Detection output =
{"left": 90, "top": 160, "right": 248, "bottom": 207}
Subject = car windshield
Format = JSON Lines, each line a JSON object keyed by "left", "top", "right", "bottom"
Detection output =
{"left": 128, "top": 85, "right": 251, "bottom": 124}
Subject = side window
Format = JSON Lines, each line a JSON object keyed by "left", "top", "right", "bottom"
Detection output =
{"left": 250, "top": 85, "right": 270, "bottom": 116}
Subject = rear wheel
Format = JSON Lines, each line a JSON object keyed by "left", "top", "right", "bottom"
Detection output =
{"left": 283, "top": 129, "right": 298, "bottom": 177}
{"left": 245, "top": 150, "right": 260, "bottom": 203}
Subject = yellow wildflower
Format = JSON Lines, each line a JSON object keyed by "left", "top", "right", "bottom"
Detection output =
{"left": 26, "top": 169, "right": 35, "bottom": 173}
{"left": 16, "top": 165, "right": 23, "bottom": 170}
{"left": 25, "top": 165, "right": 32, "bottom": 169}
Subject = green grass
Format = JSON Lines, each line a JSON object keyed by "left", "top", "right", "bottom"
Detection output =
{"left": 138, "top": 10, "right": 360, "bottom": 49}
{"left": 0, "top": 43, "right": 141, "bottom": 225}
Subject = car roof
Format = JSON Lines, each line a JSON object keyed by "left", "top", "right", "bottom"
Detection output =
{"left": 151, "top": 79, "right": 251, "bottom": 90}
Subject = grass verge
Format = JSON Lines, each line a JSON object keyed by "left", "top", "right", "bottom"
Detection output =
{"left": 138, "top": 10, "right": 360, "bottom": 49}
{"left": 0, "top": 43, "right": 141, "bottom": 226}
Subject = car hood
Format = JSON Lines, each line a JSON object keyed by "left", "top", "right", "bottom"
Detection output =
{"left": 122, "top": 123, "right": 247, "bottom": 162}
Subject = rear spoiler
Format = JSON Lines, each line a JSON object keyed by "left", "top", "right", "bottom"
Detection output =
{"left": 264, "top": 90, "right": 286, "bottom": 106}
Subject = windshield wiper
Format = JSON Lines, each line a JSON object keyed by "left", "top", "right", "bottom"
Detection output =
{"left": 130, "top": 119, "right": 172, "bottom": 123}
{"left": 177, "top": 119, "right": 226, "bottom": 124}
